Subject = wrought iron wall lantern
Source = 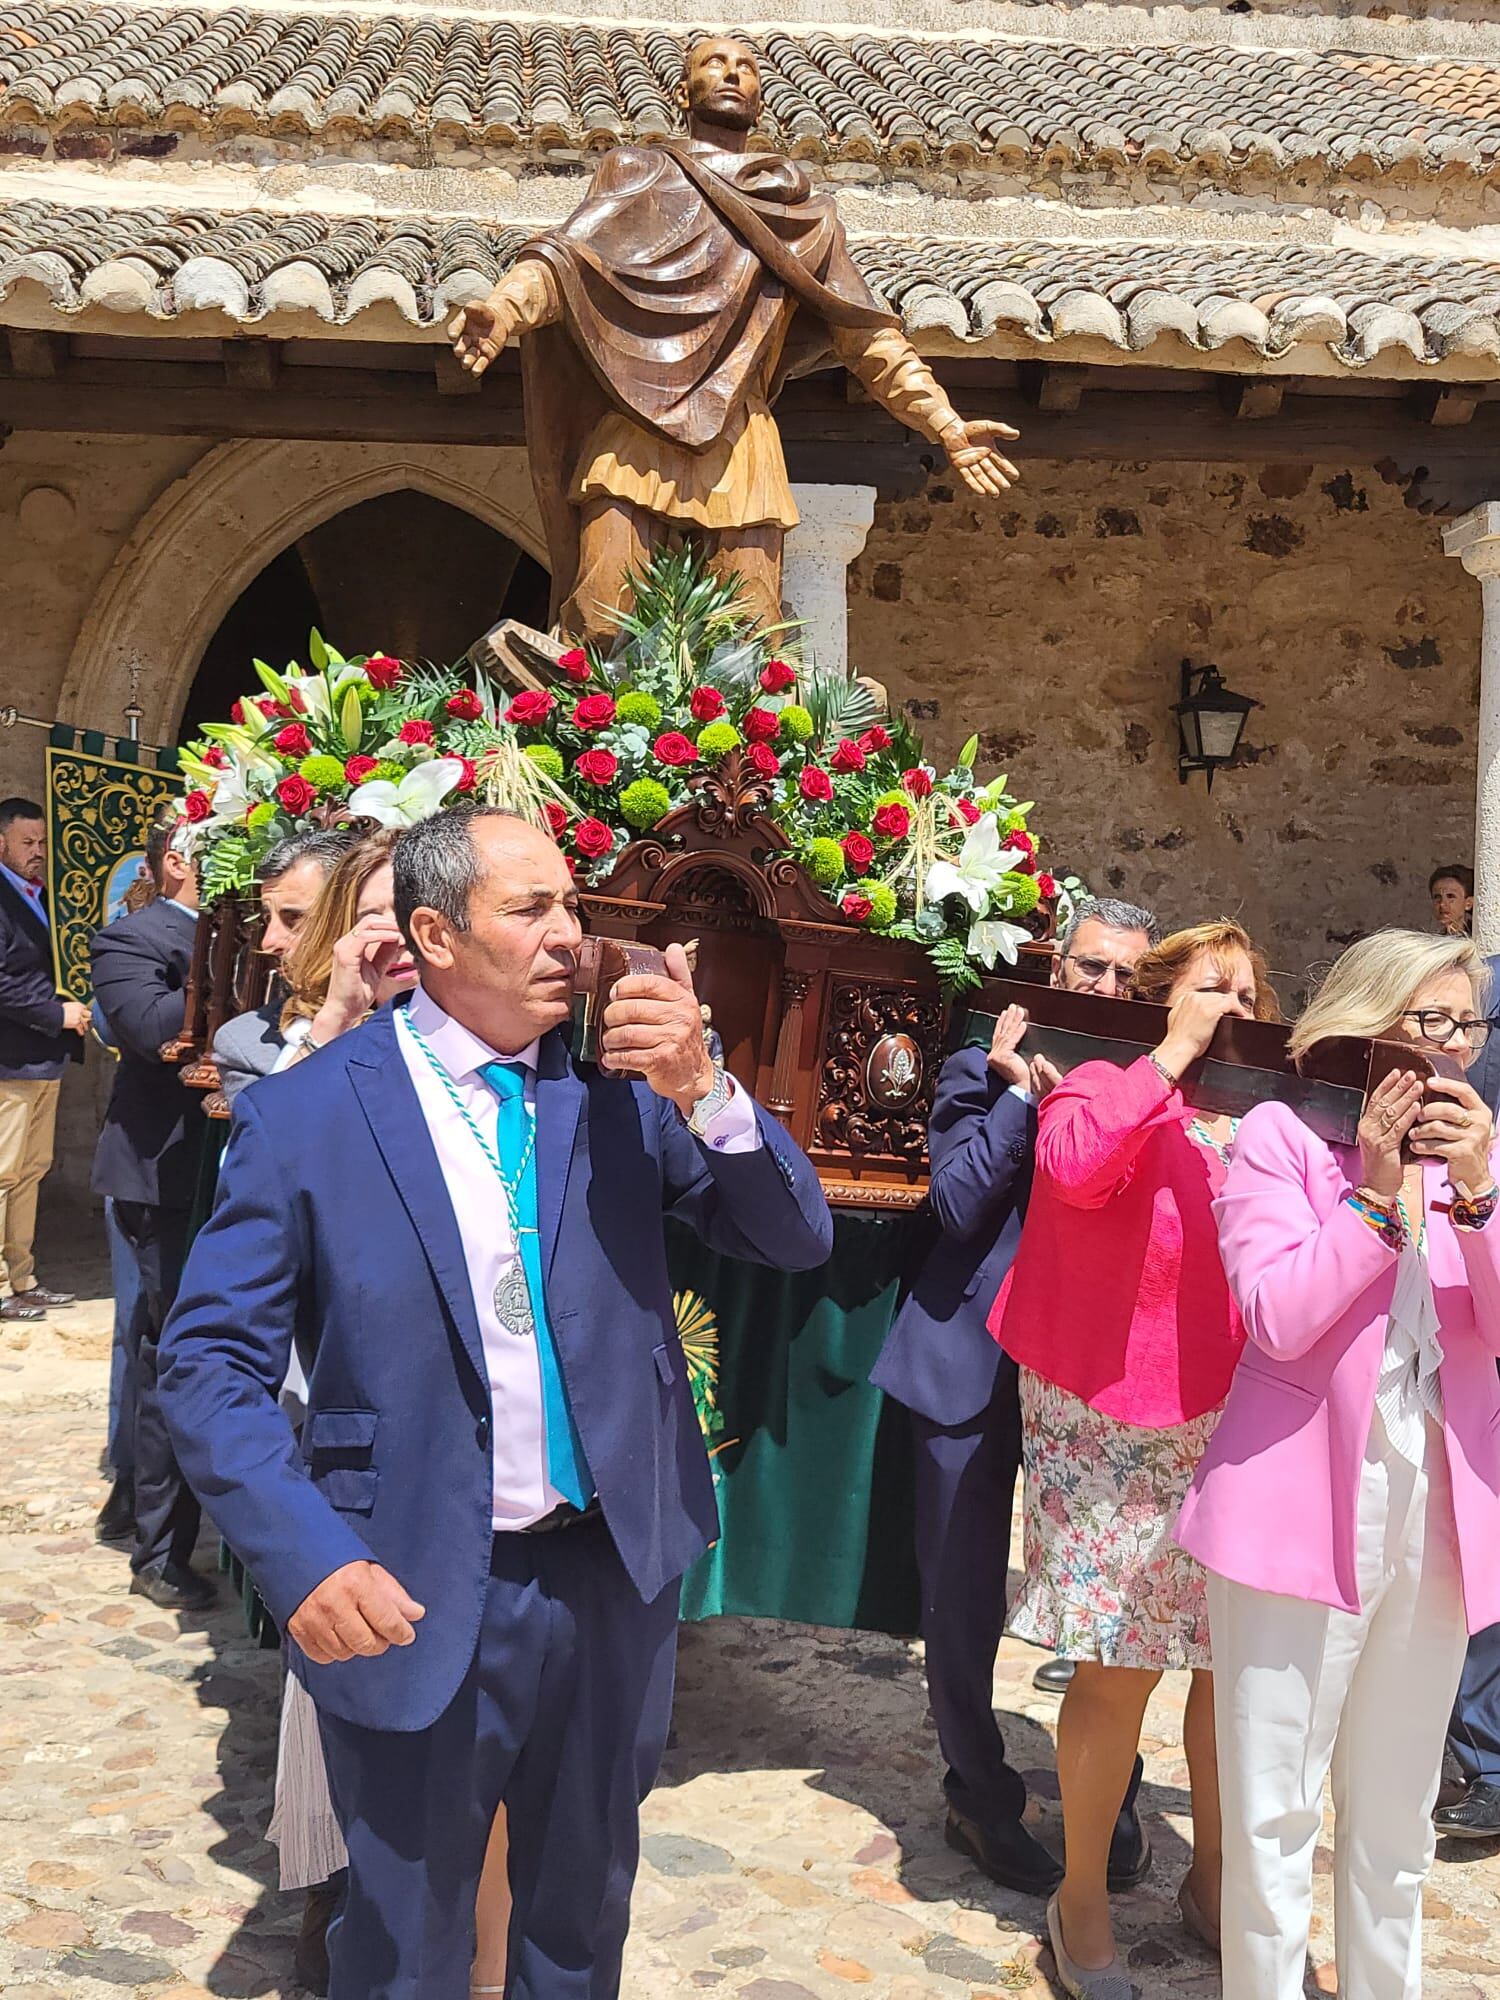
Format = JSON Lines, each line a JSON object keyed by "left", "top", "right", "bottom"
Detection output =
{"left": 1175, "top": 660, "right": 1258, "bottom": 790}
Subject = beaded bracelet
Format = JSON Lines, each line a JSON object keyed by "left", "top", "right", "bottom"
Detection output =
{"left": 1346, "top": 1191, "right": 1406, "bottom": 1252}
{"left": 1148, "top": 1053, "right": 1179, "bottom": 1091}
{"left": 1451, "top": 1184, "right": 1500, "bottom": 1232}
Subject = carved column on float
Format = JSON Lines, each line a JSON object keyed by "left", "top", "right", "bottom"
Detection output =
{"left": 783, "top": 483, "right": 877, "bottom": 676}
{"left": 1444, "top": 503, "right": 1500, "bottom": 952}
{"left": 768, "top": 967, "right": 812, "bottom": 1121}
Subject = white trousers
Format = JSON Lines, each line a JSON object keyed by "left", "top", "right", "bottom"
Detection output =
{"left": 1208, "top": 1413, "right": 1468, "bottom": 2000}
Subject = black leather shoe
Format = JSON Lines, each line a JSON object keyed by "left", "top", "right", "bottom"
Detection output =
{"left": 945, "top": 1807, "right": 1064, "bottom": 1898}
{"left": 1107, "top": 1814, "right": 1154, "bottom": 1892}
{"left": 1436, "top": 1748, "right": 1469, "bottom": 1813}
{"left": 94, "top": 1479, "right": 135, "bottom": 1547}
{"left": 1434, "top": 1778, "right": 1500, "bottom": 1840}
{"left": 1032, "top": 1657, "right": 1074, "bottom": 1695}
{"left": 130, "top": 1563, "right": 218, "bottom": 1613}
{"left": 293, "top": 1872, "right": 345, "bottom": 1996}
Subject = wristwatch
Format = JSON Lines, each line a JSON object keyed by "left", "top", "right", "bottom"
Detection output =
{"left": 686, "top": 1064, "right": 732, "bottom": 1137}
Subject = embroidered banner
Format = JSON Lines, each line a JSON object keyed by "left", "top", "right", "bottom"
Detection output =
{"left": 45, "top": 728, "right": 181, "bottom": 999}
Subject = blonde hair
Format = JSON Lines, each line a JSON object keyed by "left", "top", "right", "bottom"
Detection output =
{"left": 281, "top": 829, "right": 400, "bottom": 1031}
{"left": 1288, "top": 928, "right": 1487, "bottom": 1062}
{"left": 1131, "top": 918, "right": 1282, "bottom": 1024}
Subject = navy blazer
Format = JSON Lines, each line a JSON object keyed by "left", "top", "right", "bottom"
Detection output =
{"left": 159, "top": 1001, "right": 833, "bottom": 1733}
{"left": 1471, "top": 954, "right": 1500, "bottom": 1116}
{"left": 0, "top": 874, "right": 75, "bottom": 1080}
{"left": 871, "top": 1047, "right": 1033, "bottom": 1427}
{"left": 90, "top": 899, "right": 205, "bottom": 1207}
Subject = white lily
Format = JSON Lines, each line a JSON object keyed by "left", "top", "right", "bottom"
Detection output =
{"left": 209, "top": 761, "right": 259, "bottom": 823}
{"left": 922, "top": 813, "right": 1023, "bottom": 914}
{"left": 967, "top": 915, "right": 1033, "bottom": 969}
{"left": 348, "top": 758, "right": 466, "bottom": 828}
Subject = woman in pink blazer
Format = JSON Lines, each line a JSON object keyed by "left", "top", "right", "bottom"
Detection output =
{"left": 1178, "top": 929, "right": 1500, "bottom": 2000}
{"left": 991, "top": 920, "right": 1280, "bottom": 1998}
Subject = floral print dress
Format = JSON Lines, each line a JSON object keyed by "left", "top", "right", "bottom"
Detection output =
{"left": 1007, "top": 1116, "right": 1234, "bottom": 1673}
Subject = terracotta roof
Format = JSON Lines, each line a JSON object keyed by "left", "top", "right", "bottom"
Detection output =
{"left": 3, "top": 195, "right": 1499, "bottom": 368}
{"left": 2, "top": 4, "right": 1499, "bottom": 181}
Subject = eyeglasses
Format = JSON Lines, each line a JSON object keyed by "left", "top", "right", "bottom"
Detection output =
{"left": 1400, "top": 1010, "right": 1494, "bottom": 1048}
{"left": 1062, "top": 954, "right": 1136, "bottom": 994}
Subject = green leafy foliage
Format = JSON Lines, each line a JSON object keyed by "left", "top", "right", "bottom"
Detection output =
{"left": 927, "top": 934, "right": 983, "bottom": 995}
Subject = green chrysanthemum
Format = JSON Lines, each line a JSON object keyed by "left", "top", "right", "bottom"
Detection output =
{"left": 247, "top": 802, "right": 277, "bottom": 829}
{"left": 999, "top": 871, "right": 1041, "bottom": 916}
{"left": 1002, "top": 808, "right": 1030, "bottom": 836}
{"left": 778, "top": 703, "right": 814, "bottom": 742}
{"left": 370, "top": 758, "right": 406, "bottom": 783}
{"left": 856, "top": 878, "right": 899, "bottom": 929}
{"left": 524, "top": 743, "right": 565, "bottom": 780}
{"left": 874, "top": 789, "right": 909, "bottom": 813}
{"left": 620, "top": 777, "right": 672, "bottom": 829}
{"left": 298, "top": 755, "right": 346, "bottom": 789}
{"left": 695, "top": 721, "right": 742, "bottom": 757}
{"left": 615, "top": 690, "right": 663, "bottom": 729}
{"left": 804, "top": 837, "right": 846, "bottom": 887}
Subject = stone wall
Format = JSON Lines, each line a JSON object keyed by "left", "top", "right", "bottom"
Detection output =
{"left": 848, "top": 454, "right": 1480, "bottom": 1006}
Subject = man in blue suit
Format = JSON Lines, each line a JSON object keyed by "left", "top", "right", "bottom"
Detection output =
{"left": 872, "top": 897, "right": 1157, "bottom": 1896}
{"left": 1437, "top": 946, "right": 1500, "bottom": 1841}
{"left": 161, "top": 806, "right": 832, "bottom": 1999}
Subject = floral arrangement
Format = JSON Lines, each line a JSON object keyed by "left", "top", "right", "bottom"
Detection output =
{"left": 177, "top": 551, "right": 1079, "bottom": 987}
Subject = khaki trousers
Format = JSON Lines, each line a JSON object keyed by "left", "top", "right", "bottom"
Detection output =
{"left": 562, "top": 497, "right": 783, "bottom": 645}
{"left": 0, "top": 1076, "right": 61, "bottom": 1295}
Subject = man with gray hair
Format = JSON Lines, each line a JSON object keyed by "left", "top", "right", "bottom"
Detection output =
{"left": 872, "top": 892, "right": 1159, "bottom": 1896}
{"left": 213, "top": 828, "right": 355, "bottom": 1107}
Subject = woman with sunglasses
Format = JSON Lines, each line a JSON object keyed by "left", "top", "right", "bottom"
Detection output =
{"left": 1178, "top": 929, "right": 1500, "bottom": 2000}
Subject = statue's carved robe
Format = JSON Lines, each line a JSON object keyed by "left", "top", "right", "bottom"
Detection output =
{"left": 502, "top": 141, "right": 955, "bottom": 624}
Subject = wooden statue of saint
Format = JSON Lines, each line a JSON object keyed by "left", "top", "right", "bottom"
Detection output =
{"left": 449, "top": 36, "right": 1020, "bottom": 645}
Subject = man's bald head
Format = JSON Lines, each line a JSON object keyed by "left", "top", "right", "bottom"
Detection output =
{"left": 679, "top": 37, "right": 762, "bottom": 136}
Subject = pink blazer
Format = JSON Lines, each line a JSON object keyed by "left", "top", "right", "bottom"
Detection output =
{"left": 990, "top": 1056, "right": 1244, "bottom": 1428}
{"left": 1176, "top": 1099, "right": 1500, "bottom": 1634}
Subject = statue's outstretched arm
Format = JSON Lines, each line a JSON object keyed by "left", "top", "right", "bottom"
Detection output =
{"left": 831, "top": 325, "right": 1020, "bottom": 497}
{"left": 447, "top": 258, "right": 564, "bottom": 379}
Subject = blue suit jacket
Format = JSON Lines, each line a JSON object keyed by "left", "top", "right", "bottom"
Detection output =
{"left": 870, "top": 1047, "right": 1033, "bottom": 1427}
{"left": 90, "top": 899, "right": 204, "bottom": 1206}
{"left": 159, "top": 1001, "right": 832, "bottom": 1732}
{"left": 1470, "top": 955, "right": 1500, "bottom": 1116}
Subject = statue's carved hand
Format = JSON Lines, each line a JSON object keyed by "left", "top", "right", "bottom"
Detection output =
{"left": 447, "top": 296, "right": 512, "bottom": 379}
{"left": 943, "top": 418, "right": 1021, "bottom": 497}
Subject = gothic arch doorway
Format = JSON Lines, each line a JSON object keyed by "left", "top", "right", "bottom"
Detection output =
{"left": 182, "top": 489, "right": 549, "bottom": 737}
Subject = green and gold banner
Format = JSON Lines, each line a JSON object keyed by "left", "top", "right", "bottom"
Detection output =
{"left": 45, "top": 729, "right": 181, "bottom": 1000}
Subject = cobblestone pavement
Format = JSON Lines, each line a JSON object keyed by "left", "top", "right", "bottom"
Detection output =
{"left": 3, "top": 1287, "right": 1497, "bottom": 2000}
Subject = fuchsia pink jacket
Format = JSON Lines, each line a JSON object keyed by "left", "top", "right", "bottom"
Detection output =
{"left": 989, "top": 1056, "right": 1244, "bottom": 1428}
{"left": 1176, "top": 1100, "right": 1500, "bottom": 1633}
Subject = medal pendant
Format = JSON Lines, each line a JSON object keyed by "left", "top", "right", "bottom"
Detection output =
{"left": 494, "top": 1258, "right": 536, "bottom": 1338}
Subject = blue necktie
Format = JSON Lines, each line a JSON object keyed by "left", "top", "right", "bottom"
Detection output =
{"left": 478, "top": 1061, "right": 592, "bottom": 1510}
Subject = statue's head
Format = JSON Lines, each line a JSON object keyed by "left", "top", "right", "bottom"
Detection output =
{"left": 679, "top": 36, "right": 762, "bottom": 136}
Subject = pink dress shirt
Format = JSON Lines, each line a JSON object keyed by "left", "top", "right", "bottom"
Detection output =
{"left": 396, "top": 986, "right": 759, "bottom": 1527}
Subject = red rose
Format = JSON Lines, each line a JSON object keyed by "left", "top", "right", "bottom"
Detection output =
{"left": 453, "top": 756, "right": 478, "bottom": 794}
{"left": 1037, "top": 872, "right": 1058, "bottom": 900}
{"left": 745, "top": 743, "right": 781, "bottom": 778}
{"left": 900, "top": 767, "right": 934, "bottom": 799}
{"left": 230, "top": 701, "right": 244, "bottom": 724}
{"left": 201, "top": 746, "right": 227, "bottom": 769}
{"left": 344, "top": 755, "right": 379, "bottom": 785}
{"left": 830, "top": 739, "right": 866, "bottom": 774}
{"left": 841, "top": 891, "right": 875, "bottom": 924}
{"left": 277, "top": 775, "right": 317, "bottom": 816}
{"left": 364, "top": 654, "right": 402, "bottom": 691}
{"left": 690, "top": 686, "right": 726, "bottom": 723}
{"left": 799, "top": 766, "right": 833, "bottom": 803}
{"left": 872, "top": 802, "right": 911, "bottom": 840}
{"left": 841, "top": 831, "right": 875, "bottom": 871}
{"left": 558, "top": 647, "right": 590, "bottom": 683}
{"left": 565, "top": 856, "right": 578, "bottom": 876}
{"left": 544, "top": 802, "right": 569, "bottom": 840}
{"left": 446, "top": 689, "right": 484, "bottom": 722}
{"left": 654, "top": 731, "right": 700, "bottom": 767}
{"left": 759, "top": 658, "right": 796, "bottom": 694}
{"left": 743, "top": 706, "right": 779, "bottom": 744}
{"left": 274, "top": 723, "right": 311, "bottom": 758}
{"left": 506, "top": 690, "right": 557, "bottom": 727}
{"left": 956, "top": 797, "right": 981, "bottom": 825}
{"left": 183, "top": 789, "right": 212, "bottom": 823}
{"left": 399, "top": 719, "right": 435, "bottom": 747}
{"left": 1009, "top": 830, "right": 1037, "bottom": 870}
{"left": 256, "top": 697, "right": 283, "bottom": 719}
{"left": 574, "top": 817, "right": 615, "bottom": 860}
{"left": 575, "top": 748, "right": 619, "bottom": 785}
{"left": 858, "top": 726, "right": 892, "bottom": 755}
{"left": 573, "top": 694, "right": 616, "bottom": 731}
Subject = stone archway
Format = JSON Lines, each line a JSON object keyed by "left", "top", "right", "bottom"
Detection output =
{"left": 60, "top": 440, "right": 545, "bottom": 747}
